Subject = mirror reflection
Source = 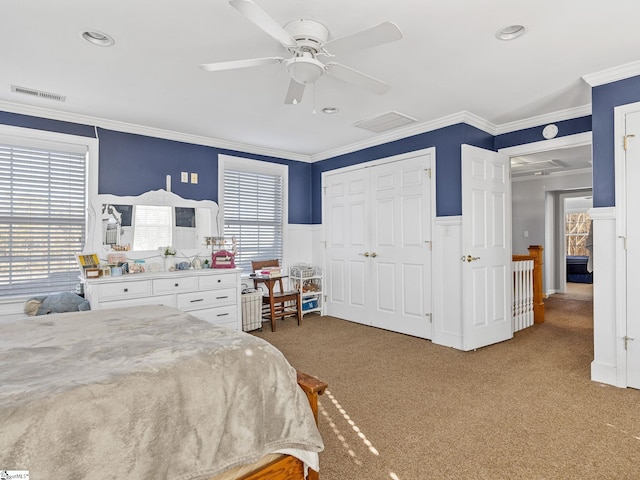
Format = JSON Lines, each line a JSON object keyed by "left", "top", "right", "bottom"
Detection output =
{"left": 87, "top": 190, "right": 220, "bottom": 255}
{"left": 101, "top": 204, "right": 211, "bottom": 251}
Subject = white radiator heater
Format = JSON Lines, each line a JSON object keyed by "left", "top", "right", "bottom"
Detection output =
{"left": 512, "top": 259, "right": 534, "bottom": 332}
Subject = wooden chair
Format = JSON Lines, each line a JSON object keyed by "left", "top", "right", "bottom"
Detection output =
{"left": 251, "top": 259, "right": 302, "bottom": 332}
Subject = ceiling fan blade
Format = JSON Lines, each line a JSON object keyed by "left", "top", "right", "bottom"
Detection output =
{"left": 199, "top": 56, "right": 283, "bottom": 72}
{"left": 325, "top": 21, "right": 402, "bottom": 55}
{"left": 325, "top": 62, "right": 390, "bottom": 95}
{"left": 229, "top": 0, "right": 298, "bottom": 48}
{"left": 284, "top": 79, "right": 306, "bottom": 104}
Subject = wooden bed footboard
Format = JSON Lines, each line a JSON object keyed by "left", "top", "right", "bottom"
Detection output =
{"left": 233, "top": 371, "right": 327, "bottom": 480}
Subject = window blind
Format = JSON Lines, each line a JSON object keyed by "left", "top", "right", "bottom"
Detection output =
{"left": 223, "top": 169, "right": 283, "bottom": 273}
{"left": 0, "top": 143, "right": 87, "bottom": 297}
{"left": 132, "top": 205, "right": 173, "bottom": 251}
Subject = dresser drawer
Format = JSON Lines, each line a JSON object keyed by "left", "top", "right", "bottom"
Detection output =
{"left": 177, "top": 287, "right": 236, "bottom": 311}
{"left": 99, "top": 280, "right": 152, "bottom": 301}
{"left": 97, "top": 294, "right": 175, "bottom": 309}
{"left": 153, "top": 276, "right": 198, "bottom": 294}
{"left": 190, "top": 305, "right": 238, "bottom": 328}
{"left": 199, "top": 273, "right": 238, "bottom": 290}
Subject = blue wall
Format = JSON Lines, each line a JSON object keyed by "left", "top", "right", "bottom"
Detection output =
{"left": 0, "top": 112, "right": 314, "bottom": 224}
{"left": 312, "top": 123, "right": 494, "bottom": 221}
{"left": 2, "top": 101, "right": 613, "bottom": 222}
{"left": 591, "top": 75, "right": 640, "bottom": 208}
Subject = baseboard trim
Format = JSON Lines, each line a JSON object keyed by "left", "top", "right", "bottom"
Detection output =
{"left": 591, "top": 361, "right": 624, "bottom": 388}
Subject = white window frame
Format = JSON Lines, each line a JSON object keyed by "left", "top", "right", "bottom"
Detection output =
{"left": 0, "top": 124, "right": 98, "bottom": 312}
{"left": 218, "top": 154, "right": 289, "bottom": 276}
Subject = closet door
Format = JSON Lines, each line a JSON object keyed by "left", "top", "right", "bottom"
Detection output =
{"left": 324, "top": 167, "right": 371, "bottom": 325}
{"left": 370, "top": 156, "right": 432, "bottom": 338}
{"left": 324, "top": 153, "right": 432, "bottom": 339}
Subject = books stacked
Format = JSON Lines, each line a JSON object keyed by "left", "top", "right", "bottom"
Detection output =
{"left": 255, "top": 266, "right": 282, "bottom": 277}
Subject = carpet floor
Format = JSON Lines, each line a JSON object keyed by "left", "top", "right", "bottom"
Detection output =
{"left": 254, "top": 292, "right": 640, "bottom": 480}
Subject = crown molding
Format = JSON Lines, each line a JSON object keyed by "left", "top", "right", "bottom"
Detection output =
{"left": 582, "top": 60, "right": 640, "bottom": 87}
{"left": 0, "top": 100, "right": 310, "bottom": 163}
{"left": 494, "top": 104, "right": 592, "bottom": 135}
{"left": 310, "top": 111, "right": 495, "bottom": 162}
{"left": 0, "top": 100, "right": 594, "bottom": 164}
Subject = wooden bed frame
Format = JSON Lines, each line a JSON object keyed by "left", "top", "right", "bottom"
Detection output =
{"left": 228, "top": 371, "right": 327, "bottom": 480}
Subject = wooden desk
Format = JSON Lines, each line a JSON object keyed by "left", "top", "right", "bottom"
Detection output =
{"left": 252, "top": 275, "right": 301, "bottom": 331}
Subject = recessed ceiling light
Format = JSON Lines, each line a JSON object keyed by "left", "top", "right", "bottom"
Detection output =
{"left": 81, "top": 30, "right": 115, "bottom": 47}
{"left": 496, "top": 25, "right": 527, "bottom": 41}
{"left": 322, "top": 107, "right": 339, "bottom": 114}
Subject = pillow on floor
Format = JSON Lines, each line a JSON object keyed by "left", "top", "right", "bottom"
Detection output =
{"left": 24, "top": 292, "right": 91, "bottom": 316}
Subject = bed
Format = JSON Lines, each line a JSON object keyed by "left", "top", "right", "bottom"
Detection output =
{"left": 566, "top": 255, "right": 593, "bottom": 284}
{"left": 0, "top": 305, "right": 325, "bottom": 479}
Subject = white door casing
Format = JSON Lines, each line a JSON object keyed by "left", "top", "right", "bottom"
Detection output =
{"left": 461, "top": 145, "right": 513, "bottom": 350}
{"left": 624, "top": 109, "right": 640, "bottom": 389}
{"left": 323, "top": 152, "right": 433, "bottom": 339}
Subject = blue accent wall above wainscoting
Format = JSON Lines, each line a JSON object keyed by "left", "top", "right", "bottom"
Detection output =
{"left": 592, "top": 75, "right": 640, "bottom": 208}
{"left": 0, "top": 111, "right": 313, "bottom": 224}
{"left": 311, "top": 123, "right": 495, "bottom": 221}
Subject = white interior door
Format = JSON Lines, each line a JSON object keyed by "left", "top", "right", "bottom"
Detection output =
{"left": 324, "top": 168, "right": 370, "bottom": 325}
{"left": 324, "top": 153, "right": 433, "bottom": 339}
{"left": 461, "top": 145, "right": 512, "bottom": 350}
{"left": 370, "top": 156, "right": 432, "bottom": 338}
{"left": 624, "top": 110, "right": 640, "bottom": 388}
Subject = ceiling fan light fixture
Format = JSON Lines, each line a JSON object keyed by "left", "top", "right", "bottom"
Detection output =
{"left": 285, "top": 56, "right": 325, "bottom": 84}
{"left": 496, "top": 24, "right": 527, "bottom": 41}
{"left": 81, "top": 30, "right": 115, "bottom": 47}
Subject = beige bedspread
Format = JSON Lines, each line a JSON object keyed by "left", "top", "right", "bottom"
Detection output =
{"left": 0, "top": 305, "right": 323, "bottom": 479}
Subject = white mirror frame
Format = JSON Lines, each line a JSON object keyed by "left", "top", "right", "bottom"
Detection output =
{"left": 86, "top": 189, "right": 221, "bottom": 257}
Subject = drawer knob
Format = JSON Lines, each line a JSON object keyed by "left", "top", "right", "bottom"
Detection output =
{"left": 175, "top": 283, "right": 179, "bottom": 287}
{"left": 216, "top": 296, "right": 229, "bottom": 300}
{"left": 217, "top": 313, "right": 229, "bottom": 317}
{"left": 217, "top": 279, "right": 221, "bottom": 283}
{"left": 190, "top": 298, "right": 204, "bottom": 303}
{"left": 124, "top": 288, "right": 128, "bottom": 292}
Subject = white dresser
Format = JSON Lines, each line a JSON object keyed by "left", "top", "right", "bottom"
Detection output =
{"left": 83, "top": 268, "right": 242, "bottom": 330}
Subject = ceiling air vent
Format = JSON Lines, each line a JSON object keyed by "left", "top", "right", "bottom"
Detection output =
{"left": 11, "top": 85, "right": 66, "bottom": 102}
{"left": 354, "top": 111, "right": 418, "bottom": 133}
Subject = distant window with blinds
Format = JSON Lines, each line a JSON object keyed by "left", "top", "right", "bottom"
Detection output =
{"left": 223, "top": 167, "right": 284, "bottom": 274}
{"left": 0, "top": 141, "right": 88, "bottom": 298}
{"left": 132, "top": 205, "right": 173, "bottom": 251}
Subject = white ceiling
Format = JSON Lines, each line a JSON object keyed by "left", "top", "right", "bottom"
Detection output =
{"left": 511, "top": 144, "right": 592, "bottom": 178}
{"left": 2, "top": 0, "right": 640, "bottom": 160}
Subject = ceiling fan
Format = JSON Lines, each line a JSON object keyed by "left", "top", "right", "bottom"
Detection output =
{"left": 199, "top": 0, "right": 403, "bottom": 104}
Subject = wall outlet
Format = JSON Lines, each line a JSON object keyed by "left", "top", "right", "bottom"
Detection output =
{"left": 191, "top": 172, "right": 198, "bottom": 184}
{"left": 181, "top": 171, "right": 188, "bottom": 183}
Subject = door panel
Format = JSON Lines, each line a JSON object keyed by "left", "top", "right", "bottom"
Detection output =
{"left": 325, "top": 169, "right": 370, "bottom": 323}
{"left": 370, "top": 156, "right": 431, "bottom": 338}
{"left": 462, "top": 145, "right": 512, "bottom": 350}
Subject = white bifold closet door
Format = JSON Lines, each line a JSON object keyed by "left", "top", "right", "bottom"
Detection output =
{"left": 323, "top": 153, "right": 432, "bottom": 339}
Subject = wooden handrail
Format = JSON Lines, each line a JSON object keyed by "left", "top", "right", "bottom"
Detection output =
{"left": 512, "top": 245, "right": 544, "bottom": 324}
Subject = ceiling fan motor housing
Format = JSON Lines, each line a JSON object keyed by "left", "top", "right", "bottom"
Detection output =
{"left": 284, "top": 19, "right": 330, "bottom": 53}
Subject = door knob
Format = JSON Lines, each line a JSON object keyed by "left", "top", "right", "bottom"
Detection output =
{"left": 370, "top": 252, "right": 377, "bottom": 258}
{"left": 461, "top": 255, "right": 480, "bottom": 262}
{"left": 359, "top": 252, "right": 370, "bottom": 257}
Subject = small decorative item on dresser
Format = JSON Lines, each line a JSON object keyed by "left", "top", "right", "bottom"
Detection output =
{"left": 163, "top": 246, "right": 177, "bottom": 271}
{"left": 212, "top": 250, "right": 236, "bottom": 268}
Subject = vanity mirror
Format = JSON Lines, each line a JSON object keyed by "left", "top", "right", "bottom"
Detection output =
{"left": 86, "top": 189, "right": 220, "bottom": 256}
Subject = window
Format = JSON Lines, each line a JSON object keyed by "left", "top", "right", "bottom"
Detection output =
{"left": 0, "top": 126, "right": 98, "bottom": 299}
{"left": 565, "top": 212, "right": 591, "bottom": 256}
{"left": 132, "top": 205, "right": 173, "bottom": 251}
{"left": 219, "top": 155, "right": 287, "bottom": 274}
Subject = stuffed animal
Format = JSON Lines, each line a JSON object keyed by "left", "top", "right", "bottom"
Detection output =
{"left": 24, "top": 292, "right": 91, "bottom": 316}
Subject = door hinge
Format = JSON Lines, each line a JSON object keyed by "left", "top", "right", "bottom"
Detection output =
{"left": 424, "top": 240, "right": 432, "bottom": 250}
{"left": 424, "top": 168, "right": 432, "bottom": 178}
{"left": 624, "top": 134, "right": 636, "bottom": 151}
{"left": 624, "top": 335, "right": 634, "bottom": 350}
{"left": 619, "top": 235, "right": 628, "bottom": 250}
{"left": 426, "top": 313, "right": 432, "bottom": 323}
{"left": 323, "top": 294, "right": 327, "bottom": 303}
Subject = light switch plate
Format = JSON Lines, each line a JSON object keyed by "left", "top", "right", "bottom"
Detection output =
{"left": 191, "top": 172, "right": 198, "bottom": 184}
{"left": 181, "top": 171, "right": 188, "bottom": 183}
